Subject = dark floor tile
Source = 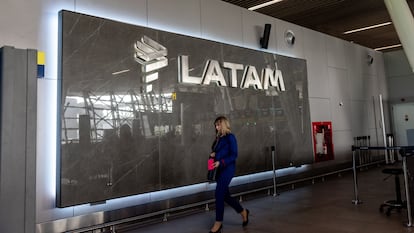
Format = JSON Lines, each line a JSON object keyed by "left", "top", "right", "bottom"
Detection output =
{"left": 121, "top": 166, "right": 414, "bottom": 233}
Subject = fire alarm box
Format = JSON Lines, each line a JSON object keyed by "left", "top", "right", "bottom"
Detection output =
{"left": 312, "top": 122, "right": 334, "bottom": 162}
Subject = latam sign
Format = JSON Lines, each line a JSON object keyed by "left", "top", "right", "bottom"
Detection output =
{"left": 178, "top": 55, "right": 286, "bottom": 92}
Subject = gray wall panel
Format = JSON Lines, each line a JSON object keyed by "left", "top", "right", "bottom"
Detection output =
{"left": 75, "top": 0, "right": 147, "bottom": 27}
{"left": 303, "top": 28, "right": 330, "bottom": 99}
{"left": 26, "top": 49, "right": 38, "bottom": 233}
{"left": 148, "top": 0, "right": 201, "bottom": 37}
{"left": 0, "top": 46, "right": 28, "bottom": 233}
{"left": 200, "top": 0, "right": 243, "bottom": 46}
{"left": 0, "top": 46, "right": 37, "bottom": 233}
{"left": 326, "top": 36, "right": 348, "bottom": 70}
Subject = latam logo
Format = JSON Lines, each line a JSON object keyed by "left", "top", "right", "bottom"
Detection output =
{"left": 178, "top": 55, "right": 286, "bottom": 92}
{"left": 134, "top": 36, "right": 168, "bottom": 92}
{"left": 134, "top": 36, "right": 286, "bottom": 92}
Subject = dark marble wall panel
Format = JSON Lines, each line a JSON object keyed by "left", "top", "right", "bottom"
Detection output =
{"left": 58, "top": 10, "right": 313, "bottom": 207}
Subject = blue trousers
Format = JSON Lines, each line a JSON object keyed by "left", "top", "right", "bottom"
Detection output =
{"left": 215, "top": 172, "right": 243, "bottom": 221}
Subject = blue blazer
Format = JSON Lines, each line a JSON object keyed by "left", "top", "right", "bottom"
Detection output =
{"left": 214, "top": 133, "right": 238, "bottom": 177}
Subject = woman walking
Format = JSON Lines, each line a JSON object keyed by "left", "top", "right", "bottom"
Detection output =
{"left": 208, "top": 116, "right": 249, "bottom": 233}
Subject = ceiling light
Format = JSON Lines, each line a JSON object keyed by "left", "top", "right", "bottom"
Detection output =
{"left": 248, "top": 0, "right": 283, "bottom": 11}
{"left": 343, "top": 22, "right": 392, "bottom": 34}
{"left": 374, "top": 44, "right": 402, "bottom": 51}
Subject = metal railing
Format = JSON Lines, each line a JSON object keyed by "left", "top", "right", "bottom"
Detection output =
{"left": 351, "top": 145, "right": 414, "bottom": 227}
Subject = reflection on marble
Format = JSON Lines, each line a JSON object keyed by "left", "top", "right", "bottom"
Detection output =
{"left": 58, "top": 10, "right": 312, "bottom": 207}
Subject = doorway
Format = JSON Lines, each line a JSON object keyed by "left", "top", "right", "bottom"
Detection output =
{"left": 392, "top": 103, "right": 414, "bottom": 146}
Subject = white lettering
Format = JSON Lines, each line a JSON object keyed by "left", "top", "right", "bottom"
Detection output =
{"left": 241, "top": 66, "right": 263, "bottom": 90}
{"left": 178, "top": 55, "right": 201, "bottom": 84}
{"left": 274, "top": 70, "right": 286, "bottom": 91}
{"left": 262, "top": 68, "right": 286, "bottom": 91}
{"left": 178, "top": 55, "right": 285, "bottom": 92}
{"left": 223, "top": 62, "right": 243, "bottom": 88}
{"left": 202, "top": 60, "right": 227, "bottom": 86}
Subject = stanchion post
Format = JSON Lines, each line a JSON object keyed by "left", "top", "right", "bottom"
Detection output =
{"left": 402, "top": 155, "right": 413, "bottom": 227}
{"left": 271, "top": 146, "right": 279, "bottom": 197}
{"left": 352, "top": 146, "right": 362, "bottom": 204}
{"left": 379, "top": 94, "right": 390, "bottom": 164}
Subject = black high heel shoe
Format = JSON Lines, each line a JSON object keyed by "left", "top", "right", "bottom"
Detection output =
{"left": 242, "top": 209, "right": 250, "bottom": 227}
{"left": 209, "top": 223, "right": 223, "bottom": 233}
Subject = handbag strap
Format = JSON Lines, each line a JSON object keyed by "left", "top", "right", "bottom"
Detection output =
{"left": 212, "top": 136, "right": 219, "bottom": 152}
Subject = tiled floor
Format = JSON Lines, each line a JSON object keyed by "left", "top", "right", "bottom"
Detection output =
{"left": 121, "top": 165, "right": 414, "bottom": 233}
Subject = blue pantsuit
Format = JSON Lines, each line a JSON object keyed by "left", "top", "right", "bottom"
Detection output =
{"left": 213, "top": 133, "right": 243, "bottom": 221}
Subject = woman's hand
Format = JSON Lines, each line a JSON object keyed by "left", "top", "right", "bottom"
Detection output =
{"left": 214, "top": 161, "right": 220, "bottom": 168}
